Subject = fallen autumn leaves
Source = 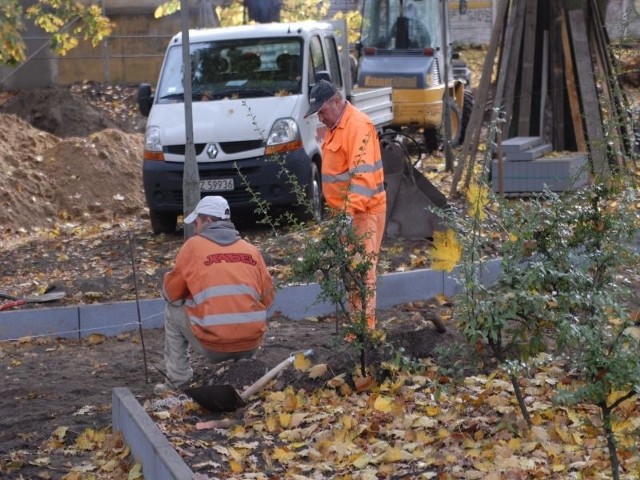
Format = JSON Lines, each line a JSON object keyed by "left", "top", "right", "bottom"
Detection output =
{"left": 150, "top": 353, "right": 640, "bottom": 479}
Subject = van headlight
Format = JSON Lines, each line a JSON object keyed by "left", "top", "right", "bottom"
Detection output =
{"left": 265, "top": 118, "right": 303, "bottom": 155}
{"left": 145, "top": 126, "right": 162, "bottom": 152}
{"left": 143, "top": 125, "right": 165, "bottom": 161}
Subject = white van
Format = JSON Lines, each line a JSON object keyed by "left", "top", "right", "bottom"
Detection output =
{"left": 137, "top": 21, "right": 392, "bottom": 234}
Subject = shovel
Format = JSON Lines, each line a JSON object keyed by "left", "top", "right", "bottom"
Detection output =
{"left": 0, "top": 290, "right": 66, "bottom": 310}
{"left": 186, "top": 348, "right": 314, "bottom": 412}
{"left": 0, "top": 290, "right": 66, "bottom": 307}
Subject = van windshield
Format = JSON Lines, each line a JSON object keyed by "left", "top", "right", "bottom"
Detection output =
{"left": 156, "top": 37, "right": 303, "bottom": 103}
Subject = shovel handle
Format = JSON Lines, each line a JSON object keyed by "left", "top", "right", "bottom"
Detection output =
{"left": 240, "top": 349, "right": 314, "bottom": 401}
{"left": 0, "top": 299, "right": 26, "bottom": 311}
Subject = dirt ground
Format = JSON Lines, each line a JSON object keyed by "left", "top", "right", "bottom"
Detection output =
{"left": 0, "top": 296, "right": 463, "bottom": 479}
{"left": 0, "top": 83, "right": 466, "bottom": 478}
{"left": 1, "top": 64, "right": 637, "bottom": 477}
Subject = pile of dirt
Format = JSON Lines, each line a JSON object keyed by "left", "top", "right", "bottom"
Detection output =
{"left": 0, "top": 84, "right": 147, "bottom": 235}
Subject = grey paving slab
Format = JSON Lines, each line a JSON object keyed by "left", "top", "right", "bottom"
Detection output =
{"left": 0, "top": 263, "right": 507, "bottom": 341}
{"left": 501, "top": 136, "right": 543, "bottom": 152}
{"left": 269, "top": 283, "right": 333, "bottom": 319}
{"left": 480, "top": 258, "right": 502, "bottom": 288}
{"left": 443, "top": 266, "right": 463, "bottom": 298}
{"left": 506, "top": 143, "right": 552, "bottom": 161}
{"left": 79, "top": 299, "right": 166, "bottom": 338}
{"left": 112, "top": 388, "right": 193, "bottom": 480}
{"left": 0, "top": 306, "right": 79, "bottom": 340}
{"left": 377, "top": 269, "right": 444, "bottom": 308}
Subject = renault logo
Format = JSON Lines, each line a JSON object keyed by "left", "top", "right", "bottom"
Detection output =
{"left": 206, "top": 144, "right": 218, "bottom": 159}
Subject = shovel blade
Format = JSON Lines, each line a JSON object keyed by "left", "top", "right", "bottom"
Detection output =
{"left": 185, "top": 385, "right": 246, "bottom": 412}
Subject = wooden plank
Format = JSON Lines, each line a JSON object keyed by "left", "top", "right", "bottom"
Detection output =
{"left": 588, "top": 18, "right": 622, "bottom": 166}
{"left": 560, "top": 8, "right": 587, "bottom": 153}
{"left": 451, "top": 0, "right": 510, "bottom": 194}
{"left": 500, "top": 0, "right": 527, "bottom": 137}
{"left": 539, "top": 31, "right": 549, "bottom": 137}
{"left": 550, "top": 0, "right": 566, "bottom": 150}
{"left": 517, "top": 0, "right": 538, "bottom": 136}
{"left": 568, "top": 9, "right": 609, "bottom": 178}
{"left": 467, "top": 0, "right": 519, "bottom": 189}
{"left": 590, "top": 0, "right": 632, "bottom": 163}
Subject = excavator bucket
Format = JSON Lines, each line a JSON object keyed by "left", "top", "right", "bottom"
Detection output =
{"left": 381, "top": 139, "right": 447, "bottom": 240}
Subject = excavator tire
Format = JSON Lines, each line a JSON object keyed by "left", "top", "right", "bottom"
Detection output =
{"left": 460, "top": 89, "right": 475, "bottom": 144}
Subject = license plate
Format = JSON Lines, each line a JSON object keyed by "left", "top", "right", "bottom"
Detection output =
{"left": 200, "top": 178, "right": 234, "bottom": 192}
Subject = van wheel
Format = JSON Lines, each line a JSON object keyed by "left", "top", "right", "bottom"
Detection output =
{"left": 299, "top": 163, "right": 323, "bottom": 223}
{"left": 150, "top": 210, "right": 178, "bottom": 235}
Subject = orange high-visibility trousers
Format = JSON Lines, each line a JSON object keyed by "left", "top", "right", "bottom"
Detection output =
{"left": 351, "top": 210, "right": 386, "bottom": 329}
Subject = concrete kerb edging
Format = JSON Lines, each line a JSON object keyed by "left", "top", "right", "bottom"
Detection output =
{"left": 3, "top": 261, "right": 504, "bottom": 480}
{"left": 0, "top": 259, "right": 503, "bottom": 341}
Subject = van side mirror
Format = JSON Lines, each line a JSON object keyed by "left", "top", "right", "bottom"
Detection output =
{"left": 137, "top": 83, "right": 153, "bottom": 117}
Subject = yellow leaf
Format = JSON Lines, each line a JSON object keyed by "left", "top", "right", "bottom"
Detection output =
{"left": 607, "top": 389, "right": 632, "bottom": 405}
{"left": 101, "top": 458, "right": 120, "bottom": 472}
{"left": 352, "top": 453, "right": 373, "bottom": 468}
{"left": 272, "top": 447, "right": 296, "bottom": 464}
{"left": 623, "top": 326, "right": 640, "bottom": 341}
{"left": 75, "top": 429, "right": 99, "bottom": 450}
{"left": 279, "top": 413, "right": 291, "bottom": 428}
{"left": 128, "top": 463, "right": 143, "bottom": 480}
{"left": 466, "top": 182, "right": 489, "bottom": 220}
{"left": 87, "top": 333, "right": 105, "bottom": 345}
{"left": 381, "top": 447, "right": 413, "bottom": 463}
{"left": 425, "top": 405, "right": 440, "bottom": 416}
{"left": 373, "top": 395, "right": 393, "bottom": 412}
{"left": 328, "top": 374, "right": 346, "bottom": 388}
{"left": 308, "top": 363, "right": 328, "bottom": 379}
{"left": 293, "top": 352, "right": 312, "bottom": 370}
{"left": 53, "top": 426, "right": 68, "bottom": 440}
{"left": 530, "top": 426, "right": 550, "bottom": 443}
{"left": 229, "top": 460, "right": 243, "bottom": 473}
{"left": 153, "top": 0, "right": 180, "bottom": 19}
{"left": 265, "top": 416, "right": 278, "bottom": 432}
{"left": 283, "top": 391, "right": 298, "bottom": 412}
{"left": 430, "top": 228, "right": 462, "bottom": 272}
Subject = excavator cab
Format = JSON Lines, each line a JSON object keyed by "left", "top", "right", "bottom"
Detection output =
{"left": 357, "top": 0, "right": 472, "bottom": 149}
{"left": 360, "top": 0, "right": 442, "bottom": 51}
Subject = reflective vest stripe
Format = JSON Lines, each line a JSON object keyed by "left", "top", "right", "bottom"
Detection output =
{"left": 350, "top": 182, "right": 385, "bottom": 197}
{"left": 186, "top": 284, "right": 260, "bottom": 307}
{"left": 322, "top": 159, "right": 384, "bottom": 184}
{"left": 352, "top": 159, "right": 384, "bottom": 174}
{"left": 189, "top": 309, "right": 267, "bottom": 327}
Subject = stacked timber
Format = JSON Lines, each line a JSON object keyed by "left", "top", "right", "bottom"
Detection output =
{"left": 452, "top": 0, "right": 636, "bottom": 196}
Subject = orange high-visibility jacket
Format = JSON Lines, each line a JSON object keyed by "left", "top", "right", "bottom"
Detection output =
{"left": 321, "top": 102, "right": 386, "bottom": 215}
{"left": 163, "top": 227, "right": 274, "bottom": 353}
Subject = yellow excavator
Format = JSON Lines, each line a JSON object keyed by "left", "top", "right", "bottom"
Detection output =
{"left": 356, "top": 0, "right": 473, "bottom": 150}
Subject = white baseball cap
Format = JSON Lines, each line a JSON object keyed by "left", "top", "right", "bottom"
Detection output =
{"left": 184, "top": 196, "right": 231, "bottom": 224}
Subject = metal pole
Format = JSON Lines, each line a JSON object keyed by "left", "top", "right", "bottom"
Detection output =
{"left": 181, "top": 0, "right": 200, "bottom": 239}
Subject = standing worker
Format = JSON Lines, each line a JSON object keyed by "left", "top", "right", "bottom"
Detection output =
{"left": 155, "top": 196, "right": 275, "bottom": 393}
{"left": 305, "top": 79, "right": 386, "bottom": 330}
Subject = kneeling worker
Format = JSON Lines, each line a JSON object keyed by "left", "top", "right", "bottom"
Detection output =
{"left": 156, "top": 196, "right": 275, "bottom": 393}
